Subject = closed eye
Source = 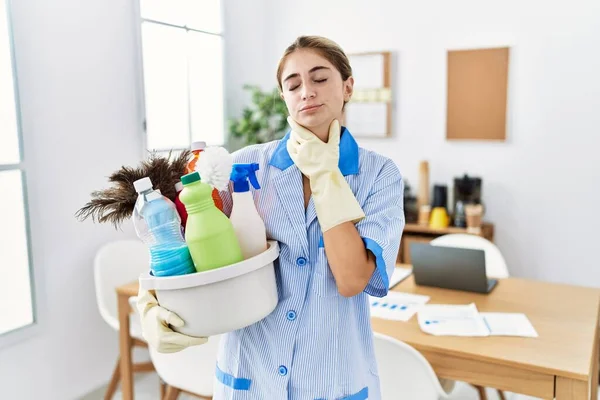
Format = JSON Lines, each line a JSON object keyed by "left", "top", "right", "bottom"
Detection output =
{"left": 289, "top": 78, "right": 327, "bottom": 91}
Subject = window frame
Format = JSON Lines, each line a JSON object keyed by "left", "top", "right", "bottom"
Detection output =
{"left": 132, "top": 0, "right": 227, "bottom": 153}
{"left": 0, "top": 0, "right": 41, "bottom": 349}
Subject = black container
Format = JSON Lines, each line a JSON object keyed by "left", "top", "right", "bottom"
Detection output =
{"left": 403, "top": 180, "right": 418, "bottom": 223}
{"left": 453, "top": 174, "right": 482, "bottom": 227}
{"left": 432, "top": 184, "right": 448, "bottom": 209}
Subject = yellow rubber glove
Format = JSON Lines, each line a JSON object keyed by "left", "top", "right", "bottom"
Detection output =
{"left": 286, "top": 117, "right": 365, "bottom": 232}
{"left": 136, "top": 288, "right": 207, "bottom": 353}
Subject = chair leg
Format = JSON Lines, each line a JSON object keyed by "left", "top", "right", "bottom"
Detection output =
{"left": 164, "top": 386, "right": 182, "bottom": 400}
{"left": 474, "top": 385, "right": 488, "bottom": 400}
{"left": 104, "top": 357, "right": 121, "bottom": 400}
{"left": 160, "top": 379, "right": 167, "bottom": 400}
{"left": 497, "top": 389, "right": 507, "bottom": 400}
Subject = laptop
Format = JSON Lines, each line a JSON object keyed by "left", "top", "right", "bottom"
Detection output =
{"left": 409, "top": 242, "right": 498, "bottom": 294}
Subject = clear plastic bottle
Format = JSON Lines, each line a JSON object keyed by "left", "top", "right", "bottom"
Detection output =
{"left": 132, "top": 177, "right": 196, "bottom": 277}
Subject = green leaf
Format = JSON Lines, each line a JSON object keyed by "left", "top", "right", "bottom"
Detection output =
{"left": 228, "top": 84, "right": 290, "bottom": 145}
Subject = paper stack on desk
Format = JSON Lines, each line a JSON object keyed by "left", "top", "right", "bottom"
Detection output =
{"left": 369, "top": 291, "right": 430, "bottom": 322}
{"left": 479, "top": 312, "right": 539, "bottom": 337}
{"left": 417, "top": 303, "right": 538, "bottom": 338}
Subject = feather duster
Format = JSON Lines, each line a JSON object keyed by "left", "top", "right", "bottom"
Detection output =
{"left": 195, "top": 146, "right": 233, "bottom": 191}
{"left": 75, "top": 150, "right": 192, "bottom": 229}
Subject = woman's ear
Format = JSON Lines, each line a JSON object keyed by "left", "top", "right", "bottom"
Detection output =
{"left": 343, "top": 76, "right": 354, "bottom": 103}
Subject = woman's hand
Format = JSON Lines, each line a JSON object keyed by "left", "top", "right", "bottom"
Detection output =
{"left": 286, "top": 117, "right": 341, "bottom": 181}
{"left": 286, "top": 117, "right": 365, "bottom": 232}
{"left": 136, "top": 288, "right": 207, "bottom": 353}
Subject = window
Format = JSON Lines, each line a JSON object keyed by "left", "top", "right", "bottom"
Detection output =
{"left": 137, "top": 0, "right": 225, "bottom": 151}
{"left": 0, "top": 0, "right": 36, "bottom": 337}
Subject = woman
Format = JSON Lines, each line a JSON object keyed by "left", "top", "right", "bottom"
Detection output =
{"left": 137, "top": 36, "right": 405, "bottom": 400}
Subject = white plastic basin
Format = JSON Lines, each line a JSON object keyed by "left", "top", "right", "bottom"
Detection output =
{"left": 139, "top": 240, "right": 279, "bottom": 337}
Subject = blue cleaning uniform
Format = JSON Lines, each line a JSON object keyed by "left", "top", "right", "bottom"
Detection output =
{"left": 214, "top": 127, "right": 405, "bottom": 399}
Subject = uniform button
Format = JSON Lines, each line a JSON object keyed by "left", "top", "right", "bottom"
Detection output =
{"left": 296, "top": 257, "right": 307, "bottom": 266}
{"left": 286, "top": 310, "right": 297, "bottom": 321}
{"left": 278, "top": 365, "right": 288, "bottom": 376}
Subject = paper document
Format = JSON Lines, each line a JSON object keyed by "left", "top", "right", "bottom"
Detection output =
{"left": 389, "top": 267, "right": 412, "bottom": 289}
{"left": 418, "top": 304, "right": 539, "bottom": 338}
{"left": 481, "top": 313, "right": 539, "bottom": 338}
{"left": 417, "top": 303, "right": 490, "bottom": 337}
{"left": 369, "top": 291, "right": 430, "bottom": 322}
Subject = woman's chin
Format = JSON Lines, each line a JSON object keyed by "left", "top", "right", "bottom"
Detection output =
{"left": 295, "top": 113, "right": 331, "bottom": 129}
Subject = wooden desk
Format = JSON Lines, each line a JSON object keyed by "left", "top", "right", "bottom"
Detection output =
{"left": 373, "top": 266, "right": 600, "bottom": 399}
{"left": 116, "top": 270, "right": 600, "bottom": 400}
{"left": 399, "top": 222, "right": 495, "bottom": 263}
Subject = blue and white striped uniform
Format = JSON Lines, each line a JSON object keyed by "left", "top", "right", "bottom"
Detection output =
{"left": 214, "top": 127, "right": 405, "bottom": 400}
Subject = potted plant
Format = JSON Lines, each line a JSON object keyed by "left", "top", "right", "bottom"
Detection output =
{"left": 228, "top": 85, "right": 289, "bottom": 145}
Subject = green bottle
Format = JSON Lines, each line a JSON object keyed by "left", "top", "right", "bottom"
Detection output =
{"left": 179, "top": 172, "right": 243, "bottom": 272}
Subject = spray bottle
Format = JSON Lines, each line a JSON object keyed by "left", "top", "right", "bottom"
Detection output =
{"left": 229, "top": 163, "right": 267, "bottom": 259}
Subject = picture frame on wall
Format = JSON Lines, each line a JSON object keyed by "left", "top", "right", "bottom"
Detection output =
{"left": 345, "top": 51, "right": 393, "bottom": 138}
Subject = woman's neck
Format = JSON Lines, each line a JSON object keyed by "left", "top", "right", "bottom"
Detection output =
{"left": 312, "top": 118, "right": 341, "bottom": 143}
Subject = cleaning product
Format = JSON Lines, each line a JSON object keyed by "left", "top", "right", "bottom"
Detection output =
{"left": 186, "top": 141, "right": 206, "bottom": 174}
{"left": 186, "top": 141, "right": 224, "bottom": 212}
{"left": 132, "top": 177, "right": 195, "bottom": 277}
{"left": 179, "top": 172, "right": 243, "bottom": 272}
{"left": 230, "top": 163, "right": 267, "bottom": 259}
{"left": 174, "top": 181, "right": 188, "bottom": 230}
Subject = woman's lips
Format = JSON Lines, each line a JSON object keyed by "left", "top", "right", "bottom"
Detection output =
{"left": 300, "top": 104, "right": 322, "bottom": 113}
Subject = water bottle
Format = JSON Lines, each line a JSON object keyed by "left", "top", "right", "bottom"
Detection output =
{"left": 132, "top": 177, "right": 196, "bottom": 277}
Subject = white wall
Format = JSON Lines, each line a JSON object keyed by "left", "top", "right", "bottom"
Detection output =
{"left": 257, "top": 0, "right": 600, "bottom": 286}
{"left": 0, "top": 0, "right": 143, "bottom": 399}
{"left": 223, "top": 0, "right": 272, "bottom": 149}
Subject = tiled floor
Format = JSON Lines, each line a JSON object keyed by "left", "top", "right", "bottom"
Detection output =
{"left": 87, "top": 372, "right": 555, "bottom": 400}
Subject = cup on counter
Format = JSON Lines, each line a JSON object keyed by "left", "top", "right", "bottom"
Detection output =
{"left": 418, "top": 205, "right": 431, "bottom": 225}
{"left": 465, "top": 204, "right": 484, "bottom": 234}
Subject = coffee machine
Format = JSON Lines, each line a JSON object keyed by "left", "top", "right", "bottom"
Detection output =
{"left": 453, "top": 174, "right": 482, "bottom": 227}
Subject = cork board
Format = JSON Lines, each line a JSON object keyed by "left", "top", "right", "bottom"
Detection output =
{"left": 446, "top": 47, "right": 510, "bottom": 141}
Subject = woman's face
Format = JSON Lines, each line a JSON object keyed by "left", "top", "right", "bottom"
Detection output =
{"left": 280, "top": 49, "right": 353, "bottom": 133}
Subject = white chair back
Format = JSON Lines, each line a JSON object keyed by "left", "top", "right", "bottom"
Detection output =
{"left": 373, "top": 332, "right": 450, "bottom": 399}
{"left": 149, "top": 335, "right": 221, "bottom": 397}
{"left": 93, "top": 240, "right": 149, "bottom": 329}
{"left": 430, "top": 234, "right": 509, "bottom": 278}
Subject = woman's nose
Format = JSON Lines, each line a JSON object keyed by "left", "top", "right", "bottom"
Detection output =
{"left": 301, "top": 84, "right": 316, "bottom": 100}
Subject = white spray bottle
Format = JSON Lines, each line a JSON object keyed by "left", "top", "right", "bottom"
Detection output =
{"left": 229, "top": 163, "right": 267, "bottom": 259}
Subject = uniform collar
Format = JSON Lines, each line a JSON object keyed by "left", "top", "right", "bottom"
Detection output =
{"left": 268, "top": 126, "right": 359, "bottom": 176}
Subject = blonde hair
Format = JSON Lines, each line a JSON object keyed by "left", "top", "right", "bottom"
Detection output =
{"left": 276, "top": 36, "right": 353, "bottom": 92}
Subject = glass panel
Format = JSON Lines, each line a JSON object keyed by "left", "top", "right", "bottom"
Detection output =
{"left": 186, "top": 0, "right": 221, "bottom": 33}
{"left": 141, "top": 22, "right": 190, "bottom": 151}
{"left": 188, "top": 33, "right": 224, "bottom": 146}
{"left": 0, "top": 170, "right": 33, "bottom": 335}
{"left": 0, "top": 2, "right": 20, "bottom": 165}
{"left": 141, "top": 0, "right": 222, "bottom": 33}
